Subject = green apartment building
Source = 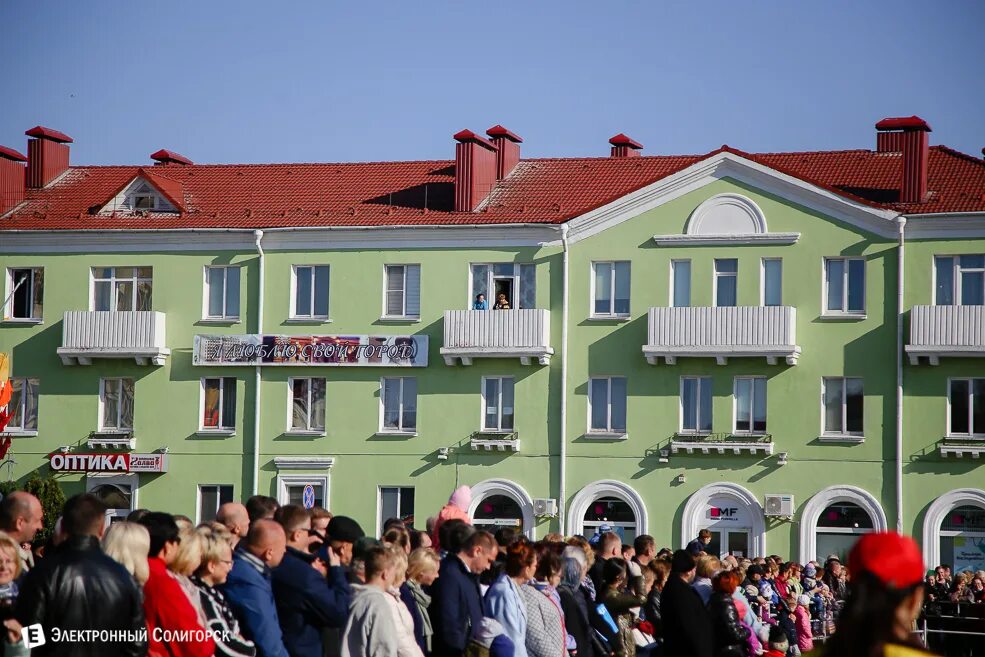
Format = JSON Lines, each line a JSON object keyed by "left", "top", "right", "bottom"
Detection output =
{"left": 1, "top": 118, "right": 983, "bottom": 571}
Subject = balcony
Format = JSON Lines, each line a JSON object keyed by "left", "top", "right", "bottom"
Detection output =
{"left": 907, "top": 305, "right": 985, "bottom": 365}
{"left": 441, "top": 309, "right": 553, "bottom": 366}
{"left": 644, "top": 306, "right": 800, "bottom": 365}
{"left": 470, "top": 431, "right": 521, "bottom": 452}
{"left": 58, "top": 311, "right": 170, "bottom": 366}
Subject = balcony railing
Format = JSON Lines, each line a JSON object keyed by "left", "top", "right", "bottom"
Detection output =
{"left": 907, "top": 305, "right": 985, "bottom": 365}
{"left": 644, "top": 306, "right": 800, "bottom": 365}
{"left": 58, "top": 311, "right": 170, "bottom": 366}
{"left": 441, "top": 309, "right": 553, "bottom": 365}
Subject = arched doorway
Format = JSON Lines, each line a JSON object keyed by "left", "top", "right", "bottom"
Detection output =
{"left": 682, "top": 483, "right": 765, "bottom": 559}
{"left": 468, "top": 479, "right": 536, "bottom": 539}
{"left": 567, "top": 480, "right": 648, "bottom": 541}
{"left": 922, "top": 489, "right": 985, "bottom": 573}
{"left": 799, "top": 485, "right": 887, "bottom": 563}
{"left": 87, "top": 474, "right": 137, "bottom": 522}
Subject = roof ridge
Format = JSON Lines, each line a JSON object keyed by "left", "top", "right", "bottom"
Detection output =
{"left": 68, "top": 159, "right": 456, "bottom": 170}
{"left": 932, "top": 145, "right": 985, "bottom": 168}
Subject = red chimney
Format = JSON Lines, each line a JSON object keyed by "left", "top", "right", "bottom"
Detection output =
{"left": 150, "top": 149, "right": 193, "bottom": 166}
{"left": 875, "top": 116, "right": 931, "bottom": 204}
{"left": 486, "top": 125, "right": 522, "bottom": 179}
{"left": 609, "top": 133, "right": 643, "bottom": 158}
{"left": 25, "top": 125, "right": 72, "bottom": 188}
{"left": 453, "top": 129, "right": 498, "bottom": 212}
{"left": 0, "top": 145, "right": 27, "bottom": 216}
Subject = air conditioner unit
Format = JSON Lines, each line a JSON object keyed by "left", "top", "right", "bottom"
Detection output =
{"left": 533, "top": 498, "right": 558, "bottom": 517}
{"left": 764, "top": 494, "right": 794, "bottom": 518}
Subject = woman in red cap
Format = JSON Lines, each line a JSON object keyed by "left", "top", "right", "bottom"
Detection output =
{"left": 818, "top": 531, "right": 936, "bottom": 657}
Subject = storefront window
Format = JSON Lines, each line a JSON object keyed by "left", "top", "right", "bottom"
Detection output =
{"left": 940, "top": 505, "right": 985, "bottom": 574}
{"left": 816, "top": 502, "right": 874, "bottom": 562}
{"left": 473, "top": 494, "right": 524, "bottom": 532}
{"left": 583, "top": 496, "right": 637, "bottom": 543}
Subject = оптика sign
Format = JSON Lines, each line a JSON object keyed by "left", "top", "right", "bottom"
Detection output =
{"left": 193, "top": 334, "right": 428, "bottom": 367}
{"left": 48, "top": 452, "right": 169, "bottom": 473}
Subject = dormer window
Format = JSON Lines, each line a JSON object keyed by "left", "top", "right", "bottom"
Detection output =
{"left": 99, "top": 175, "right": 180, "bottom": 215}
{"left": 127, "top": 182, "right": 163, "bottom": 211}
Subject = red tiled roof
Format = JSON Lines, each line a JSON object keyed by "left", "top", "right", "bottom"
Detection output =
{"left": 2, "top": 145, "right": 983, "bottom": 231}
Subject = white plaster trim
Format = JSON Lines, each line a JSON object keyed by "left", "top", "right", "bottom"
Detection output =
{"left": 686, "top": 193, "right": 768, "bottom": 234}
{"left": 939, "top": 445, "right": 985, "bottom": 458}
{"left": 681, "top": 482, "right": 766, "bottom": 557}
{"left": 652, "top": 233, "right": 800, "bottom": 247}
{"left": 273, "top": 456, "right": 336, "bottom": 470}
{"left": 0, "top": 225, "right": 562, "bottom": 254}
{"left": 643, "top": 345, "right": 801, "bottom": 366}
{"left": 566, "top": 151, "right": 901, "bottom": 245}
{"left": 798, "top": 485, "right": 888, "bottom": 564}
{"left": 921, "top": 488, "right": 985, "bottom": 569}
{"left": 904, "top": 214, "right": 985, "bottom": 240}
{"left": 566, "top": 479, "right": 648, "bottom": 537}
{"left": 469, "top": 478, "right": 536, "bottom": 540}
{"left": 669, "top": 440, "right": 774, "bottom": 455}
{"left": 470, "top": 437, "right": 520, "bottom": 452}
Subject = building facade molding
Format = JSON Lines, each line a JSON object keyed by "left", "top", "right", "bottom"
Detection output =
{"left": 921, "top": 488, "right": 985, "bottom": 569}
{"left": 566, "top": 480, "right": 648, "bottom": 537}
{"left": 798, "top": 485, "right": 888, "bottom": 563}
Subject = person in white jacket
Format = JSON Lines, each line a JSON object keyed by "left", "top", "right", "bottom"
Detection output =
{"left": 387, "top": 547, "right": 425, "bottom": 657}
{"left": 343, "top": 546, "right": 400, "bottom": 657}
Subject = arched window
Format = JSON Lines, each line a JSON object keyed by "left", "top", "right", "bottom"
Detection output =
{"left": 473, "top": 494, "right": 524, "bottom": 532}
{"left": 583, "top": 496, "right": 637, "bottom": 543}
{"left": 940, "top": 505, "right": 985, "bottom": 574}
{"left": 468, "top": 479, "right": 536, "bottom": 539}
{"left": 815, "top": 502, "right": 875, "bottom": 562}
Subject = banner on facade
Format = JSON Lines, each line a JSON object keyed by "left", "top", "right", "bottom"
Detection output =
{"left": 48, "top": 452, "right": 169, "bottom": 473}
{"left": 193, "top": 334, "right": 428, "bottom": 367}
{"left": 952, "top": 536, "right": 985, "bottom": 573}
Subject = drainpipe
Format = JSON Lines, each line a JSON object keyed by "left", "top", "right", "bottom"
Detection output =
{"left": 895, "top": 216, "right": 906, "bottom": 533}
{"left": 253, "top": 230, "right": 265, "bottom": 496}
{"left": 558, "top": 224, "right": 570, "bottom": 532}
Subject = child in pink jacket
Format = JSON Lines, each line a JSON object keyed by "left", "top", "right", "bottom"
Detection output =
{"left": 792, "top": 594, "right": 813, "bottom": 653}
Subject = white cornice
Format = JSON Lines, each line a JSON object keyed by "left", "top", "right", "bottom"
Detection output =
{"left": 652, "top": 233, "right": 801, "bottom": 246}
{"left": 566, "top": 151, "right": 901, "bottom": 244}
{"left": 0, "top": 225, "right": 562, "bottom": 253}
{"left": 273, "top": 456, "right": 336, "bottom": 470}
{"left": 903, "top": 214, "right": 985, "bottom": 240}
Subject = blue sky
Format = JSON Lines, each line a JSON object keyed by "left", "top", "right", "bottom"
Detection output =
{"left": 1, "top": 1, "right": 982, "bottom": 165}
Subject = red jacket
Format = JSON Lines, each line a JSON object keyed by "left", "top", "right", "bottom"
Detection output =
{"left": 143, "top": 557, "right": 215, "bottom": 657}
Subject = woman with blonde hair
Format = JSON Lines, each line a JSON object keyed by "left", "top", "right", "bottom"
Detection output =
{"left": 193, "top": 527, "right": 257, "bottom": 657}
{"left": 402, "top": 547, "right": 439, "bottom": 656}
{"left": 101, "top": 521, "right": 151, "bottom": 585}
{"left": 385, "top": 546, "right": 424, "bottom": 657}
{"left": 0, "top": 531, "right": 28, "bottom": 657}
{"left": 167, "top": 525, "right": 208, "bottom": 629}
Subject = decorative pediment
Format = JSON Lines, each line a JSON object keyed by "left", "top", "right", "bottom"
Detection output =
{"left": 99, "top": 169, "right": 184, "bottom": 214}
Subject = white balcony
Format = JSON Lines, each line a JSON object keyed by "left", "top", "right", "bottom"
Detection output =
{"left": 907, "top": 305, "right": 985, "bottom": 365}
{"left": 58, "top": 311, "right": 170, "bottom": 366}
{"left": 644, "top": 306, "right": 800, "bottom": 365}
{"left": 442, "top": 309, "right": 553, "bottom": 366}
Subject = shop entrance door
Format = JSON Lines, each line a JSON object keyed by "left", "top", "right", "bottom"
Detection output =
{"left": 706, "top": 528, "right": 750, "bottom": 559}
{"left": 87, "top": 474, "right": 137, "bottom": 523}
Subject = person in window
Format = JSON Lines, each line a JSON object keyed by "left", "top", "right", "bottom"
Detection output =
{"left": 473, "top": 294, "right": 487, "bottom": 310}
{"left": 494, "top": 294, "right": 511, "bottom": 310}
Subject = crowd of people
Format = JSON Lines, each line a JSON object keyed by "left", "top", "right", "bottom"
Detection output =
{"left": 0, "top": 485, "right": 963, "bottom": 657}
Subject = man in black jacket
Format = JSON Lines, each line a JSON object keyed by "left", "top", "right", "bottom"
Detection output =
{"left": 16, "top": 493, "right": 146, "bottom": 657}
{"left": 660, "top": 550, "right": 712, "bottom": 657}
{"left": 429, "top": 525, "right": 498, "bottom": 657}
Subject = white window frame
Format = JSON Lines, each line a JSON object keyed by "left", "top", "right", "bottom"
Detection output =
{"left": 947, "top": 377, "right": 985, "bottom": 439}
{"left": 821, "top": 377, "right": 864, "bottom": 437}
{"left": 732, "top": 376, "right": 767, "bottom": 435}
{"left": 481, "top": 376, "right": 515, "bottom": 433}
{"left": 86, "top": 473, "right": 138, "bottom": 520}
{"left": 760, "top": 258, "right": 782, "bottom": 307}
{"left": 98, "top": 378, "right": 134, "bottom": 432}
{"left": 590, "top": 261, "right": 631, "bottom": 318}
{"left": 195, "top": 484, "right": 234, "bottom": 524}
{"left": 377, "top": 485, "right": 415, "bottom": 536}
{"left": 287, "top": 377, "right": 326, "bottom": 434}
{"left": 90, "top": 267, "right": 153, "bottom": 312}
{"left": 680, "top": 376, "right": 713, "bottom": 435}
{"left": 128, "top": 182, "right": 159, "bottom": 211}
{"left": 933, "top": 255, "right": 985, "bottom": 307}
{"left": 199, "top": 377, "right": 236, "bottom": 433}
{"left": 202, "top": 265, "right": 241, "bottom": 321}
{"left": 670, "top": 259, "right": 691, "bottom": 308}
{"left": 382, "top": 264, "right": 421, "bottom": 319}
{"left": 379, "top": 377, "right": 417, "bottom": 434}
{"left": 713, "top": 259, "right": 738, "bottom": 308}
{"left": 822, "top": 257, "right": 866, "bottom": 316}
{"left": 276, "top": 473, "right": 330, "bottom": 508}
{"left": 290, "top": 264, "right": 331, "bottom": 320}
{"left": 4, "top": 377, "right": 39, "bottom": 435}
{"left": 587, "top": 376, "right": 627, "bottom": 435}
{"left": 4, "top": 267, "right": 44, "bottom": 322}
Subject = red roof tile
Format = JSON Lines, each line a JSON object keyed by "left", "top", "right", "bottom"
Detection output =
{"left": 2, "top": 145, "right": 983, "bottom": 231}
